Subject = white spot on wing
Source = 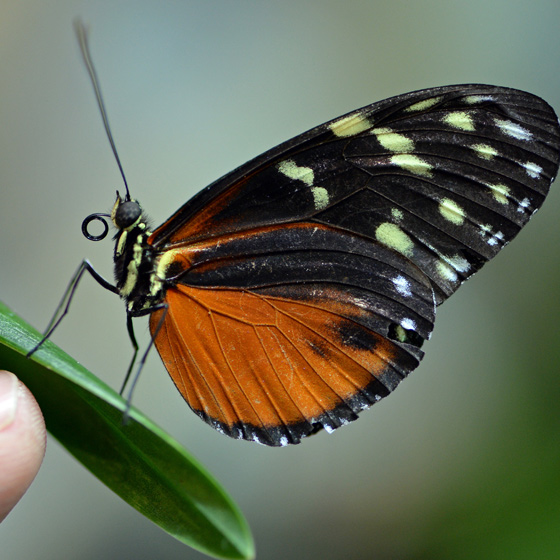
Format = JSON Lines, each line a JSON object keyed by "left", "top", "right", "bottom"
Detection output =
{"left": 494, "top": 118, "right": 532, "bottom": 141}
{"left": 435, "top": 253, "right": 471, "bottom": 283}
{"left": 517, "top": 197, "right": 532, "bottom": 213}
{"left": 392, "top": 275, "right": 412, "bottom": 297}
{"left": 447, "top": 254, "right": 471, "bottom": 273}
{"left": 523, "top": 161, "right": 542, "bottom": 178}
{"left": 401, "top": 318, "right": 417, "bottom": 330}
{"left": 479, "top": 224, "right": 505, "bottom": 246}
{"left": 464, "top": 95, "right": 494, "bottom": 104}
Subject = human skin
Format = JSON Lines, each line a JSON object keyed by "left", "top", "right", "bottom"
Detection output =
{"left": 0, "top": 370, "right": 46, "bottom": 522}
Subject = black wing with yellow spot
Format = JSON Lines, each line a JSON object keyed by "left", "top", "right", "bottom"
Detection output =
{"left": 147, "top": 85, "right": 560, "bottom": 446}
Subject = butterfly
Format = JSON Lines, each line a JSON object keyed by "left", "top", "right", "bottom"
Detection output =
{"left": 33, "top": 24, "right": 560, "bottom": 446}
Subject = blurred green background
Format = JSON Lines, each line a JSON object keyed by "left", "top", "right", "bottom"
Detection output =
{"left": 2, "top": 1, "right": 560, "bottom": 559}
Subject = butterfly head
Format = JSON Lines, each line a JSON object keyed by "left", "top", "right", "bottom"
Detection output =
{"left": 81, "top": 192, "right": 146, "bottom": 243}
{"left": 111, "top": 192, "right": 143, "bottom": 231}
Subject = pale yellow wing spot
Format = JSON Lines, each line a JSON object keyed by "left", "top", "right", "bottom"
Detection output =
{"left": 375, "top": 223, "right": 414, "bottom": 258}
{"left": 404, "top": 96, "right": 441, "bottom": 112}
{"left": 486, "top": 183, "right": 510, "bottom": 205}
{"left": 471, "top": 143, "right": 497, "bottom": 160}
{"left": 277, "top": 159, "right": 315, "bottom": 186}
{"left": 442, "top": 111, "right": 475, "bottom": 131}
{"left": 373, "top": 127, "right": 414, "bottom": 153}
{"left": 390, "top": 154, "right": 433, "bottom": 177}
{"left": 329, "top": 112, "right": 371, "bottom": 137}
{"left": 311, "top": 187, "right": 329, "bottom": 210}
{"left": 438, "top": 198, "right": 465, "bottom": 225}
{"left": 277, "top": 159, "right": 330, "bottom": 210}
{"left": 436, "top": 260, "right": 458, "bottom": 282}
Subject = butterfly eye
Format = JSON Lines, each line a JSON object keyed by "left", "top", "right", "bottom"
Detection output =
{"left": 114, "top": 200, "right": 142, "bottom": 229}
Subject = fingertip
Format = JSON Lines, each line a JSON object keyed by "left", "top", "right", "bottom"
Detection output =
{"left": 0, "top": 371, "right": 46, "bottom": 522}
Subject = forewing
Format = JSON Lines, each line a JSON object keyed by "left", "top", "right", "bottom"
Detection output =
{"left": 150, "top": 84, "right": 560, "bottom": 303}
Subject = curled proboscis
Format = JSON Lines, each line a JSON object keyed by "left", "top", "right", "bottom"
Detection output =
{"left": 82, "top": 213, "right": 110, "bottom": 241}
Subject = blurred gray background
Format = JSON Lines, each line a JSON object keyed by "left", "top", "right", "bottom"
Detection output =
{"left": 2, "top": 1, "right": 560, "bottom": 559}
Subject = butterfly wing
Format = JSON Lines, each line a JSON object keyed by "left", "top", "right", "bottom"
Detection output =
{"left": 149, "top": 223, "right": 435, "bottom": 445}
{"left": 150, "top": 84, "right": 560, "bottom": 302}
{"left": 148, "top": 85, "right": 560, "bottom": 445}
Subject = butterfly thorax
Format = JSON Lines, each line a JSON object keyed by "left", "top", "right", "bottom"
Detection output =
{"left": 111, "top": 195, "right": 166, "bottom": 315}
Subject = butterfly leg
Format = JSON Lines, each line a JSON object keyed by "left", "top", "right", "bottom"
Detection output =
{"left": 120, "top": 303, "right": 168, "bottom": 420}
{"left": 118, "top": 314, "right": 140, "bottom": 396}
{"left": 27, "top": 259, "right": 119, "bottom": 357}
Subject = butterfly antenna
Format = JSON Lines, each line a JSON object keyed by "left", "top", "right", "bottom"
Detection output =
{"left": 74, "top": 19, "right": 131, "bottom": 201}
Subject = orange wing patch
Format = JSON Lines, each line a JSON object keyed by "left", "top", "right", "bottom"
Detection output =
{"left": 150, "top": 284, "right": 408, "bottom": 445}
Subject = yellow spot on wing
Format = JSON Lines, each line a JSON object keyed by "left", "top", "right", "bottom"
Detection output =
{"left": 311, "top": 187, "right": 329, "bottom": 210}
{"left": 487, "top": 183, "right": 510, "bottom": 205}
{"left": 436, "top": 253, "right": 471, "bottom": 282}
{"left": 436, "top": 260, "right": 457, "bottom": 282}
{"left": 438, "top": 198, "right": 465, "bottom": 225}
{"left": 373, "top": 128, "right": 414, "bottom": 152}
{"left": 277, "top": 159, "right": 315, "bottom": 185}
{"left": 375, "top": 223, "right": 414, "bottom": 257}
{"left": 472, "top": 143, "right": 497, "bottom": 160}
{"left": 390, "top": 154, "right": 433, "bottom": 177}
{"left": 329, "top": 112, "right": 371, "bottom": 137}
{"left": 442, "top": 111, "right": 475, "bottom": 131}
{"left": 404, "top": 96, "right": 441, "bottom": 112}
{"left": 277, "top": 159, "right": 330, "bottom": 210}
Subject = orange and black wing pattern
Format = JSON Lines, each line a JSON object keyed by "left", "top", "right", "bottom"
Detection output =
{"left": 147, "top": 85, "right": 560, "bottom": 445}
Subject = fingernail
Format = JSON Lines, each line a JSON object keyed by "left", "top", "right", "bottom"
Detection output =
{"left": 0, "top": 371, "right": 19, "bottom": 431}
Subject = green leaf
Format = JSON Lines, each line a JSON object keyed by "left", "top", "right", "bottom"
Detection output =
{"left": 0, "top": 301, "right": 254, "bottom": 560}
